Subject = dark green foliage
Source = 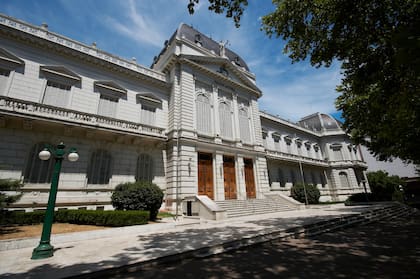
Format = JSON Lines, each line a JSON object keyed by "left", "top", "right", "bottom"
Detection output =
{"left": 0, "top": 179, "right": 23, "bottom": 210}
{"left": 367, "top": 171, "right": 405, "bottom": 201}
{"left": 0, "top": 210, "right": 46, "bottom": 225}
{"left": 0, "top": 179, "right": 23, "bottom": 190}
{"left": 111, "top": 181, "right": 164, "bottom": 221}
{"left": 55, "top": 210, "right": 149, "bottom": 227}
{"left": 188, "top": 0, "right": 248, "bottom": 27}
{"left": 1, "top": 210, "right": 149, "bottom": 226}
{"left": 291, "top": 183, "right": 320, "bottom": 204}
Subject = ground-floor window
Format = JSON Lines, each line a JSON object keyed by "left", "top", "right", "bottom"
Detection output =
{"left": 87, "top": 149, "right": 112, "bottom": 184}
{"left": 136, "top": 153, "right": 153, "bottom": 182}
{"left": 24, "top": 143, "right": 54, "bottom": 183}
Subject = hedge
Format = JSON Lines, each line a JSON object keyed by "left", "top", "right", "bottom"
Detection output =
{"left": 1, "top": 210, "right": 149, "bottom": 227}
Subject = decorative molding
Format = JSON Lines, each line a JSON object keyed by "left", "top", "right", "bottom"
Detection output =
{"left": 0, "top": 14, "right": 167, "bottom": 84}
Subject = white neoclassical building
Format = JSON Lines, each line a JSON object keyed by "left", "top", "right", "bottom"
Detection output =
{"left": 0, "top": 14, "right": 368, "bottom": 218}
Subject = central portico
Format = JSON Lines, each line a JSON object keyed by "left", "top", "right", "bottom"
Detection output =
{"left": 152, "top": 24, "right": 269, "bottom": 206}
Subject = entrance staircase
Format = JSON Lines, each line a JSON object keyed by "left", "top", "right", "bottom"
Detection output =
{"left": 215, "top": 195, "right": 296, "bottom": 218}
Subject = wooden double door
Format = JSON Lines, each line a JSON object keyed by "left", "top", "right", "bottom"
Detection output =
{"left": 198, "top": 153, "right": 214, "bottom": 199}
{"left": 223, "top": 156, "right": 237, "bottom": 200}
{"left": 244, "top": 158, "right": 256, "bottom": 199}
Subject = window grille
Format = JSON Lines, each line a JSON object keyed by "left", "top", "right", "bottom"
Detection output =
{"left": 136, "top": 153, "right": 153, "bottom": 182}
{"left": 87, "top": 149, "right": 112, "bottom": 184}
{"left": 24, "top": 143, "right": 54, "bottom": 183}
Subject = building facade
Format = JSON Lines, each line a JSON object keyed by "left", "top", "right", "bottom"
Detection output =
{"left": 0, "top": 15, "right": 368, "bottom": 214}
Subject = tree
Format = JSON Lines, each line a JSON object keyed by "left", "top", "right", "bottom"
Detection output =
{"left": 366, "top": 170, "right": 405, "bottom": 201}
{"left": 188, "top": 0, "right": 420, "bottom": 164}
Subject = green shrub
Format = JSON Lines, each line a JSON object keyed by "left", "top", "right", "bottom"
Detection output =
{"left": 111, "top": 181, "right": 164, "bottom": 221}
{"left": 0, "top": 179, "right": 23, "bottom": 210}
{"left": 2, "top": 209, "right": 149, "bottom": 227}
{"left": 291, "top": 183, "right": 320, "bottom": 204}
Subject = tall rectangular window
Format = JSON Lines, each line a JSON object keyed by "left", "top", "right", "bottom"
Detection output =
{"left": 219, "top": 100, "right": 233, "bottom": 139}
{"left": 98, "top": 95, "right": 118, "bottom": 118}
{"left": 137, "top": 94, "right": 162, "bottom": 126}
{"left": 0, "top": 69, "right": 10, "bottom": 95}
{"left": 43, "top": 81, "right": 71, "bottom": 107}
{"left": 40, "top": 65, "right": 81, "bottom": 108}
{"left": 196, "top": 82, "right": 213, "bottom": 135}
{"left": 141, "top": 104, "right": 156, "bottom": 126}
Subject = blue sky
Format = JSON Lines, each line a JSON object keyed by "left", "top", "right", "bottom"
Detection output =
{"left": 1, "top": 0, "right": 343, "bottom": 122}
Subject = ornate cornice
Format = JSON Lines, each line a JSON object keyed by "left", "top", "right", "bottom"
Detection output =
{"left": 0, "top": 14, "right": 170, "bottom": 89}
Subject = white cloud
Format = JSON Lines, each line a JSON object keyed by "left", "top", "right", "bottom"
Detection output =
{"left": 259, "top": 65, "right": 342, "bottom": 121}
{"left": 103, "top": 0, "right": 167, "bottom": 48}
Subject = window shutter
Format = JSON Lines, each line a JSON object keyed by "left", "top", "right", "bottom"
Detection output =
{"left": 219, "top": 101, "right": 233, "bottom": 139}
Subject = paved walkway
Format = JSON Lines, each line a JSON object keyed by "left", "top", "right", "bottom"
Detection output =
{"left": 0, "top": 204, "right": 394, "bottom": 279}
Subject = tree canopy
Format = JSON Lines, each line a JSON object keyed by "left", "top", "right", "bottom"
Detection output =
{"left": 188, "top": 0, "right": 420, "bottom": 164}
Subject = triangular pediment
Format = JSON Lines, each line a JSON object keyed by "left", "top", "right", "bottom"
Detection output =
{"left": 40, "top": 65, "right": 81, "bottom": 82}
{"left": 180, "top": 55, "right": 261, "bottom": 95}
{"left": 0, "top": 47, "right": 24, "bottom": 70}
{"left": 94, "top": 80, "right": 127, "bottom": 95}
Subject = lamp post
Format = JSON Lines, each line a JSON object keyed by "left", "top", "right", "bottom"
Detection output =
{"left": 31, "top": 142, "right": 79, "bottom": 260}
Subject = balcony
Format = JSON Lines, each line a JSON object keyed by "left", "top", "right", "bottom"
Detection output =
{"left": 265, "top": 149, "right": 328, "bottom": 167}
{"left": 0, "top": 96, "right": 166, "bottom": 139}
{"left": 328, "top": 159, "right": 368, "bottom": 169}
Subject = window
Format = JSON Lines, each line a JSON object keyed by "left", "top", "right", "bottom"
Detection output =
{"left": 238, "top": 105, "right": 251, "bottom": 143}
{"left": 98, "top": 94, "right": 118, "bottom": 118}
{"left": 311, "top": 172, "right": 317, "bottom": 185}
{"left": 0, "top": 47, "right": 25, "bottom": 95}
{"left": 87, "top": 149, "right": 112, "bottom": 184}
{"left": 95, "top": 81, "right": 126, "bottom": 119}
{"left": 0, "top": 69, "right": 10, "bottom": 95}
{"left": 24, "top": 143, "right": 54, "bottom": 183}
{"left": 290, "top": 169, "right": 297, "bottom": 185}
{"left": 218, "top": 93, "right": 233, "bottom": 139}
{"left": 331, "top": 144, "right": 343, "bottom": 161}
{"left": 136, "top": 154, "right": 153, "bottom": 182}
{"left": 320, "top": 172, "right": 327, "bottom": 188}
{"left": 278, "top": 168, "right": 286, "bottom": 187}
{"left": 262, "top": 129, "right": 268, "bottom": 148}
{"left": 285, "top": 136, "right": 292, "bottom": 154}
{"left": 137, "top": 93, "right": 162, "bottom": 126}
{"left": 43, "top": 80, "right": 71, "bottom": 107}
{"left": 40, "top": 65, "right": 81, "bottom": 108}
{"left": 273, "top": 133, "right": 281, "bottom": 151}
{"left": 196, "top": 82, "right": 213, "bottom": 135}
{"left": 339, "top": 171, "right": 350, "bottom": 189}
{"left": 296, "top": 139, "right": 302, "bottom": 156}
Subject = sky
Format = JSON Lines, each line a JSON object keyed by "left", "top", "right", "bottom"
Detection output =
{"left": 0, "top": 0, "right": 343, "bottom": 122}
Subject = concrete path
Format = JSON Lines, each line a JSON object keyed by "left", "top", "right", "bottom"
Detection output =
{"left": 0, "top": 204, "right": 399, "bottom": 279}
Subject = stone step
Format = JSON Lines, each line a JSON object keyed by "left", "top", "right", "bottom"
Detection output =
{"left": 216, "top": 198, "right": 295, "bottom": 218}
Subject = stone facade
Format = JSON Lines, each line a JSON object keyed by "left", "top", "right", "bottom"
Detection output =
{"left": 0, "top": 15, "right": 368, "bottom": 212}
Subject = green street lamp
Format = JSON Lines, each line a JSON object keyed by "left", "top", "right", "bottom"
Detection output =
{"left": 31, "top": 142, "right": 79, "bottom": 260}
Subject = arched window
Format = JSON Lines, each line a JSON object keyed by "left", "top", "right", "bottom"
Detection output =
{"left": 87, "top": 149, "right": 112, "bottom": 184}
{"left": 238, "top": 101, "right": 251, "bottom": 143}
{"left": 219, "top": 99, "right": 233, "bottom": 139}
{"left": 136, "top": 153, "right": 153, "bottom": 182}
{"left": 24, "top": 143, "right": 54, "bottom": 183}
{"left": 339, "top": 171, "right": 350, "bottom": 189}
{"left": 196, "top": 82, "right": 213, "bottom": 135}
